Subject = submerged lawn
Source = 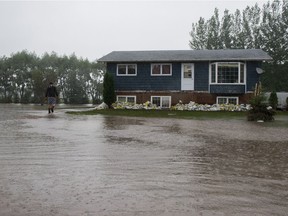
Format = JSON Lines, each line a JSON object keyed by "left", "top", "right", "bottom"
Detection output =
{"left": 67, "top": 109, "right": 249, "bottom": 120}
{"left": 67, "top": 109, "right": 288, "bottom": 128}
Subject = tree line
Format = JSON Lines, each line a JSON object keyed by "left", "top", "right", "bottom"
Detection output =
{"left": 189, "top": 0, "right": 288, "bottom": 92}
{"left": 0, "top": 50, "right": 104, "bottom": 104}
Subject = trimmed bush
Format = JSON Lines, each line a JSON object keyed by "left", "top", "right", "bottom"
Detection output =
{"left": 268, "top": 91, "right": 278, "bottom": 110}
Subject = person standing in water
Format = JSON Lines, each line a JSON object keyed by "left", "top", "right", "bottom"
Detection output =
{"left": 45, "top": 82, "right": 58, "bottom": 114}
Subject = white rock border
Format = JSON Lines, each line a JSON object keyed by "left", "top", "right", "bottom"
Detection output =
{"left": 109, "top": 101, "right": 252, "bottom": 112}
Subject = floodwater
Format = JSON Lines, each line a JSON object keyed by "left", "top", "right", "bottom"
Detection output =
{"left": 0, "top": 104, "right": 288, "bottom": 216}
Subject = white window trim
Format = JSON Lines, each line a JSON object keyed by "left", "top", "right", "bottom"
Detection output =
{"left": 151, "top": 96, "right": 171, "bottom": 108}
{"left": 117, "top": 64, "right": 137, "bottom": 76}
{"left": 210, "top": 62, "right": 246, "bottom": 85}
{"left": 151, "top": 63, "right": 172, "bottom": 76}
{"left": 117, "top": 95, "right": 136, "bottom": 104}
{"left": 216, "top": 96, "right": 239, "bottom": 105}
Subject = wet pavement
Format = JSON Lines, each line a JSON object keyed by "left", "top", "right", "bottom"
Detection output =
{"left": 0, "top": 104, "right": 288, "bottom": 216}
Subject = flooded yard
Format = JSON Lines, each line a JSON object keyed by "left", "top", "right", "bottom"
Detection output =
{"left": 0, "top": 104, "right": 287, "bottom": 216}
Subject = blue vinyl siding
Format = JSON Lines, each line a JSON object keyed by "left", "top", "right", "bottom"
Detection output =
{"left": 107, "top": 62, "right": 181, "bottom": 91}
{"left": 210, "top": 85, "right": 245, "bottom": 94}
{"left": 107, "top": 61, "right": 261, "bottom": 93}
{"left": 194, "top": 62, "right": 209, "bottom": 91}
{"left": 246, "top": 61, "right": 261, "bottom": 91}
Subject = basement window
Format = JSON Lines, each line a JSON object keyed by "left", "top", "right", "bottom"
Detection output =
{"left": 117, "top": 96, "right": 136, "bottom": 104}
{"left": 217, "top": 96, "right": 239, "bottom": 105}
{"left": 151, "top": 96, "right": 171, "bottom": 108}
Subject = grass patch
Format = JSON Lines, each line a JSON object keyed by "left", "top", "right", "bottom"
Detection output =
{"left": 67, "top": 109, "right": 249, "bottom": 120}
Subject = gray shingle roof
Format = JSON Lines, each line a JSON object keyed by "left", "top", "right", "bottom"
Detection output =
{"left": 98, "top": 49, "right": 272, "bottom": 62}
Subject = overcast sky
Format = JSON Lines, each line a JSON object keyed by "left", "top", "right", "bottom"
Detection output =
{"left": 0, "top": 0, "right": 267, "bottom": 61}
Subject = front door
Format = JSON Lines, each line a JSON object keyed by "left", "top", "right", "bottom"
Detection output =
{"left": 181, "top": 63, "right": 194, "bottom": 90}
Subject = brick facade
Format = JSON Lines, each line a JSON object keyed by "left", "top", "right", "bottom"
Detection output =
{"left": 116, "top": 91, "right": 254, "bottom": 105}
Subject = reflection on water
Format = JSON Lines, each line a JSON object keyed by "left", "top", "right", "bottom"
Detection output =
{"left": 0, "top": 104, "right": 288, "bottom": 216}
{"left": 103, "top": 116, "right": 144, "bottom": 130}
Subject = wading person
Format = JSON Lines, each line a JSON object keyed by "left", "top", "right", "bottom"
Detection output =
{"left": 45, "top": 82, "right": 58, "bottom": 114}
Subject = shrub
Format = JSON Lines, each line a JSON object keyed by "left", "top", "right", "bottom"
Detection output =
{"left": 103, "top": 72, "right": 116, "bottom": 108}
{"left": 247, "top": 94, "right": 276, "bottom": 121}
{"left": 268, "top": 91, "right": 278, "bottom": 110}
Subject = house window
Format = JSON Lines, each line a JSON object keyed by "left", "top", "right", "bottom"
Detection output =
{"left": 217, "top": 96, "right": 239, "bottom": 105}
{"left": 151, "top": 96, "right": 171, "bottom": 108}
{"left": 183, "top": 64, "right": 192, "bottom": 78}
{"left": 117, "top": 96, "right": 136, "bottom": 104}
{"left": 151, "top": 64, "right": 172, "bottom": 76}
{"left": 210, "top": 62, "right": 245, "bottom": 84}
{"left": 117, "top": 64, "right": 137, "bottom": 76}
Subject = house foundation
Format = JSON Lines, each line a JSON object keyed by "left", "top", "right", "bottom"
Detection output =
{"left": 116, "top": 91, "right": 254, "bottom": 105}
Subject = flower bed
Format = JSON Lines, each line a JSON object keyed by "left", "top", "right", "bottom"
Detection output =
{"left": 105, "top": 101, "right": 252, "bottom": 112}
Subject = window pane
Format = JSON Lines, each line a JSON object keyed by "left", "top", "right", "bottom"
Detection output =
{"left": 118, "top": 65, "right": 126, "bottom": 75}
{"left": 211, "top": 63, "right": 216, "bottom": 83}
{"left": 117, "top": 96, "right": 126, "bottom": 102}
{"left": 217, "top": 63, "right": 239, "bottom": 83}
{"left": 152, "top": 65, "right": 160, "bottom": 74}
{"left": 127, "top": 97, "right": 135, "bottom": 103}
{"left": 217, "top": 98, "right": 227, "bottom": 104}
{"left": 228, "top": 98, "right": 237, "bottom": 105}
{"left": 152, "top": 97, "right": 161, "bottom": 107}
{"left": 161, "top": 96, "right": 170, "bottom": 108}
{"left": 184, "top": 65, "right": 192, "bottom": 78}
{"left": 127, "top": 65, "right": 136, "bottom": 75}
{"left": 162, "top": 65, "right": 171, "bottom": 75}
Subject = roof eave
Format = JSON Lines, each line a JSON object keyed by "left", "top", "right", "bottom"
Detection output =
{"left": 98, "top": 58, "right": 273, "bottom": 63}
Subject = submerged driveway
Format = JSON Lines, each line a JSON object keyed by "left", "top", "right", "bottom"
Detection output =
{"left": 0, "top": 104, "right": 288, "bottom": 216}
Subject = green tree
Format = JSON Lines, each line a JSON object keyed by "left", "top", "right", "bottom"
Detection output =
{"left": 0, "top": 56, "right": 13, "bottom": 102}
{"left": 8, "top": 51, "right": 38, "bottom": 103}
{"left": 0, "top": 50, "right": 107, "bottom": 104}
{"left": 31, "top": 69, "right": 46, "bottom": 103}
{"left": 103, "top": 72, "right": 116, "bottom": 108}
{"left": 231, "top": 9, "right": 245, "bottom": 48}
{"left": 220, "top": 9, "right": 233, "bottom": 49}
{"left": 242, "top": 7, "right": 254, "bottom": 48}
{"left": 247, "top": 82, "right": 276, "bottom": 121}
{"left": 87, "top": 61, "right": 104, "bottom": 104}
{"left": 268, "top": 91, "right": 278, "bottom": 109}
{"left": 207, "top": 8, "right": 222, "bottom": 49}
{"left": 189, "top": 17, "right": 208, "bottom": 49}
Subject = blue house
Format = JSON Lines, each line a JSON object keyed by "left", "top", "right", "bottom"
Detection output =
{"left": 98, "top": 49, "right": 272, "bottom": 108}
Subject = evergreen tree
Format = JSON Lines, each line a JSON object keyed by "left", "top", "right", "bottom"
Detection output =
{"left": 207, "top": 8, "right": 222, "bottom": 49}
{"left": 189, "top": 17, "right": 208, "bottom": 49}
{"left": 103, "top": 72, "right": 116, "bottom": 108}
{"left": 220, "top": 9, "right": 233, "bottom": 49}
{"left": 268, "top": 91, "right": 278, "bottom": 109}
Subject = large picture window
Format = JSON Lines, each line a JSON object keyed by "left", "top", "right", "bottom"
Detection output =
{"left": 210, "top": 62, "right": 245, "bottom": 84}
{"left": 117, "top": 64, "right": 137, "bottom": 76}
{"left": 151, "top": 96, "right": 171, "bottom": 108}
{"left": 151, "top": 64, "right": 172, "bottom": 76}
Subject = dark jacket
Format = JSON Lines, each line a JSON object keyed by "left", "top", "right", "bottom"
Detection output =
{"left": 45, "top": 85, "right": 58, "bottom": 97}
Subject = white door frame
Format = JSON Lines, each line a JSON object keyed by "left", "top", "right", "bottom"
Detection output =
{"left": 181, "top": 63, "right": 194, "bottom": 90}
